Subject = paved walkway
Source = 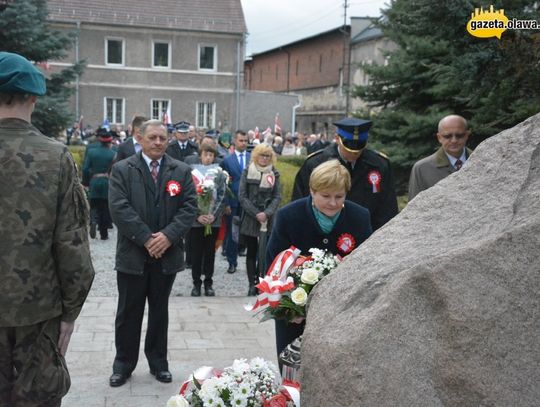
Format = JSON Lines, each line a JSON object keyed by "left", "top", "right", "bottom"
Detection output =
{"left": 63, "top": 297, "right": 277, "bottom": 407}
{"left": 62, "top": 228, "right": 278, "bottom": 406}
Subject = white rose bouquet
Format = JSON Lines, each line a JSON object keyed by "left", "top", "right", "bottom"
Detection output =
{"left": 247, "top": 246, "right": 340, "bottom": 323}
{"left": 168, "top": 357, "right": 299, "bottom": 407}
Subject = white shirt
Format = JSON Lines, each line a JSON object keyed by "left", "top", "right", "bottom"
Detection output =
{"left": 141, "top": 152, "right": 163, "bottom": 172}
{"left": 445, "top": 149, "right": 467, "bottom": 169}
{"left": 133, "top": 137, "right": 142, "bottom": 153}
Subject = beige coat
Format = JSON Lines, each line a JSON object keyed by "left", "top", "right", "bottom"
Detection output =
{"left": 408, "top": 147, "right": 472, "bottom": 201}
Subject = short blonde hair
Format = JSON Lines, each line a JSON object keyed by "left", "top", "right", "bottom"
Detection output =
{"left": 250, "top": 143, "right": 276, "bottom": 165}
{"left": 309, "top": 160, "right": 351, "bottom": 193}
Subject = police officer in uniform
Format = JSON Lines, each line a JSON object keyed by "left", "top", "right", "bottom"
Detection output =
{"left": 166, "top": 121, "right": 198, "bottom": 161}
{"left": 292, "top": 118, "right": 398, "bottom": 230}
{"left": 83, "top": 128, "right": 116, "bottom": 240}
{"left": 0, "top": 52, "right": 94, "bottom": 406}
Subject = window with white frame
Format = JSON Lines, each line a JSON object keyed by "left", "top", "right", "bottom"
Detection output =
{"left": 198, "top": 44, "right": 217, "bottom": 71}
{"left": 196, "top": 102, "right": 215, "bottom": 129}
{"left": 151, "top": 99, "right": 170, "bottom": 122}
{"left": 105, "top": 38, "right": 124, "bottom": 65}
{"left": 153, "top": 41, "right": 170, "bottom": 68}
{"left": 104, "top": 97, "right": 124, "bottom": 124}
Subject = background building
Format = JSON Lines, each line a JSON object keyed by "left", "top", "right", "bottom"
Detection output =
{"left": 47, "top": 0, "right": 247, "bottom": 132}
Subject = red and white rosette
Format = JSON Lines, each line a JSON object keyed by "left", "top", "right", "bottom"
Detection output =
{"left": 367, "top": 170, "right": 381, "bottom": 193}
{"left": 266, "top": 173, "right": 275, "bottom": 187}
{"left": 244, "top": 246, "right": 301, "bottom": 311}
{"left": 166, "top": 180, "right": 182, "bottom": 196}
{"left": 337, "top": 233, "right": 356, "bottom": 255}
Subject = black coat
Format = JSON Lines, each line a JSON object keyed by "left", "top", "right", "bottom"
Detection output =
{"left": 109, "top": 153, "right": 197, "bottom": 275}
{"left": 114, "top": 137, "right": 137, "bottom": 162}
{"left": 291, "top": 144, "right": 398, "bottom": 230}
{"left": 266, "top": 196, "right": 372, "bottom": 267}
{"left": 166, "top": 140, "right": 199, "bottom": 162}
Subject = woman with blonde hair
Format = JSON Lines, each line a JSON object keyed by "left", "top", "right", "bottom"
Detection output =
{"left": 266, "top": 159, "right": 373, "bottom": 359}
{"left": 238, "top": 143, "right": 282, "bottom": 296}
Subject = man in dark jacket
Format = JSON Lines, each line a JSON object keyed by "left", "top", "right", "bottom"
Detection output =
{"left": 114, "top": 115, "right": 147, "bottom": 162}
{"left": 166, "top": 121, "right": 198, "bottom": 161}
{"left": 292, "top": 118, "right": 398, "bottom": 231}
{"left": 108, "top": 120, "right": 197, "bottom": 387}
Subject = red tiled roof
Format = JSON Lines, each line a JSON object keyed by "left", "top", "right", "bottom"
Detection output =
{"left": 47, "top": 0, "right": 247, "bottom": 34}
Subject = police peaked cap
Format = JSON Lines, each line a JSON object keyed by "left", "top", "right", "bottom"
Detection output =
{"left": 0, "top": 52, "right": 46, "bottom": 96}
{"left": 173, "top": 121, "right": 190, "bottom": 132}
{"left": 333, "top": 118, "right": 372, "bottom": 143}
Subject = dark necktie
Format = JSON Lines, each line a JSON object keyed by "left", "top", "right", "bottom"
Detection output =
{"left": 181, "top": 143, "right": 186, "bottom": 150}
{"left": 150, "top": 160, "right": 159, "bottom": 184}
{"left": 239, "top": 153, "right": 244, "bottom": 170}
{"left": 455, "top": 159, "right": 463, "bottom": 170}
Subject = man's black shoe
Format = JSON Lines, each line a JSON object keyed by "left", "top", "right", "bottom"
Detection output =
{"left": 227, "top": 265, "right": 236, "bottom": 274}
{"left": 150, "top": 369, "right": 172, "bottom": 383}
{"left": 204, "top": 286, "right": 215, "bottom": 296}
{"left": 89, "top": 222, "right": 96, "bottom": 239}
{"left": 191, "top": 286, "right": 201, "bottom": 297}
{"left": 248, "top": 285, "right": 257, "bottom": 296}
{"left": 109, "top": 372, "right": 130, "bottom": 387}
{"left": 238, "top": 250, "right": 246, "bottom": 257}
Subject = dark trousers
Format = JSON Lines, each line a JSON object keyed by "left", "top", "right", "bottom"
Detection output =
{"left": 90, "top": 198, "right": 110, "bottom": 239}
{"left": 113, "top": 263, "right": 175, "bottom": 374}
{"left": 189, "top": 226, "right": 219, "bottom": 288}
{"left": 0, "top": 318, "right": 62, "bottom": 407}
{"left": 224, "top": 206, "right": 240, "bottom": 267}
{"left": 244, "top": 235, "right": 259, "bottom": 286}
{"left": 275, "top": 319, "right": 305, "bottom": 369}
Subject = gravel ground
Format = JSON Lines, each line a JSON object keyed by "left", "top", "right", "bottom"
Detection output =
{"left": 88, "top": 226, "right": 251, "bottom": 297}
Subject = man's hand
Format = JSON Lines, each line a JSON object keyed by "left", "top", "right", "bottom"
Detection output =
{"left": 197, "top": 214, "right": 215, "bottom": 225}
{"left": 58, "top": 321, "right": 75, "bottom": 357}
{"left": 255, "top": 212, "right": 267, "bottom": 223}
{"left": 146, "top": 232, "right": 172, "bottom": 258}
{"left": 224, "top": 206, "right": 232, "bottom": 216}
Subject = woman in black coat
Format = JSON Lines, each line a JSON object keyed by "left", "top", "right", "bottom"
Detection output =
{"left": 239, "top": 143, "right": 282, "bottom": 296}
{"left": 266, "top": 159, "right": 373, "bottom": 360}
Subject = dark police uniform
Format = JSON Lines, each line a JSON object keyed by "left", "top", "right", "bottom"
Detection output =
{"left": 292, "top": 118, "right": 398, "bottom": 230}
{"left": 166, "top": 121, "right": 198, "bottom": 162}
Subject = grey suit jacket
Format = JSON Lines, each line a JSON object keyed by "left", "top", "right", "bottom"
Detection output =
{"left": 408, "top": 147, "right": 472, "bottom": 201}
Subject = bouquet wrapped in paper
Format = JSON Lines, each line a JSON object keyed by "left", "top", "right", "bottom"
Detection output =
{"left": 245, "top": 246, "right": 341, "bottom": 323}
{"left": 167, "top": 357, "right": 299, "bottom": 407}
{"left": 191, "top": 164, "right": 229, "bottom": 236}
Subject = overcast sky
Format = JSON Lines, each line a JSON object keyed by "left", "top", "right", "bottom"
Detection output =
{"left": 240, "top": 0, "right": 389, "bottom": 55}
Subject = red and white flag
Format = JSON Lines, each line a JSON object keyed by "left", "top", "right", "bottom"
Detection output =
{"left": 162, "top": 111, "right": 171, "bottom": 125}
{"left": 274, "top": 113, "right": 282, "bottom": 135}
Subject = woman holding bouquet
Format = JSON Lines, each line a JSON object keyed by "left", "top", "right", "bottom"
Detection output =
{"left": 239, "top": 143, "right": 282, "bottom": 296}
{"left": 189, "top": 143, "right": 227, "bottom": 296}
{"left": 266, "top": 159, "right": 373, "bottom": 358}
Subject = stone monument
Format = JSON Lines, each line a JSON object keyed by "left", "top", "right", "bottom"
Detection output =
{"left": 301, "top": 114, "right": 540, "bottom": 406}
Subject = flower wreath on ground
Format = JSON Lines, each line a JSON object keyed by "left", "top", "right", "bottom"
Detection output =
{"left": 167, "top": 357, "right": 300, "bottom": 407}
{"left": 245, "top": 246, "right": 341, "bottom": 323}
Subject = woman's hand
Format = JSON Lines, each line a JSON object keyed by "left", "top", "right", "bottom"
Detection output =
{"left": 256, "top": 212, "right": 267, "bottom": 223}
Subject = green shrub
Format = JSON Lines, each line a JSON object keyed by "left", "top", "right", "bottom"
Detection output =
{"left": 68, "top": 145, "right": 86, "bottom": 173}
{"left": 275, "top": 157, "right": 304, "bottom": 207}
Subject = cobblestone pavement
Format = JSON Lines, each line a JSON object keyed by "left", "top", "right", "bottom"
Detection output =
{"left": 60, "top": 227, "right": 277, "bottom": 407}
{"left": 89, "top": 226, "right": 252, "bottom": 297}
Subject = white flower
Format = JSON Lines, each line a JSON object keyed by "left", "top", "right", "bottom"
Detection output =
{"left": 231, "top": 358, "right": 250, "bottom": 374}
{"left": 166, "top": 395, "right": 190, "bottom": 407}
{"left": 202, "top": 178, "right": 215, "bottom": 189}
{"left": 291, "top": 287, "right": 308, "bottom": 306}
{"left": 300, "top": 268, "right": 319, "bottom": 285}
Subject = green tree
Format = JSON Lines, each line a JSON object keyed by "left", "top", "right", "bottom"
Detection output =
{"left": 353, "top": 0, "right": 540, "bottom": 192}
{"left": 0, "top": 0, "right": 85, "bottom": 137}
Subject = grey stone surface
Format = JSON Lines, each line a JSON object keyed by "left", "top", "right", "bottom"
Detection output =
{"left": 302, "top": 114, "right": 540, "bottom": 406}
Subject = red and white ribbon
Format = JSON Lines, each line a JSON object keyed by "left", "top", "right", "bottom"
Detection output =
{"left": 244, "top": 246, "right": 301, "bottom": 311}
{"left": 179, "top": 366, "right": 222, "bottom": 396}
{"left": 367, "top": 170, "right": 381, "bottom": 193}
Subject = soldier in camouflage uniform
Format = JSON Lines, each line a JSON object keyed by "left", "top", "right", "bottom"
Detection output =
{"left": 0, "top": 52, "right": 95, "bottom": 406}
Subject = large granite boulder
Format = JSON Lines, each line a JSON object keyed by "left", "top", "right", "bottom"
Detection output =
{"left": 302, "top": 114, "right": 540, "bottom": 406}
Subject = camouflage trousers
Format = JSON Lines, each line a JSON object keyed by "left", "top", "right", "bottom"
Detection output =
{"left": 0, "top": 317, "right": 65, "bottom": 407}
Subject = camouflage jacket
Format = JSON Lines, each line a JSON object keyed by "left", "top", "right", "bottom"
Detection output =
{"left": 0, "top": 118, "right": 95, "bottom": 327}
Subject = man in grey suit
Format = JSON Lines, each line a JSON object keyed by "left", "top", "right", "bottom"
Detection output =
{"left": 108, "top": 120, "right": 197, "bottom": 387}
{"left": 408, "top": 114, "right": 472, "bottom": 200}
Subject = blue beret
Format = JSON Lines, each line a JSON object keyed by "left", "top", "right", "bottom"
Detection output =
{"left": 333, "top": 118, "right": 372, "bottom": 142}
{"left": 205, "top": 129, "right": 219, "bottom": 137}
{"left": 0, "top": 52, "right": 46, "bottom": 96}
{"left": 173, "top": 121, "right": 190, "bottom": 132}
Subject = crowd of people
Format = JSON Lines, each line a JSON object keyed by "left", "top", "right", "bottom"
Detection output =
{"left": 2, "top": 50, "right": 473, "bottom": 404}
